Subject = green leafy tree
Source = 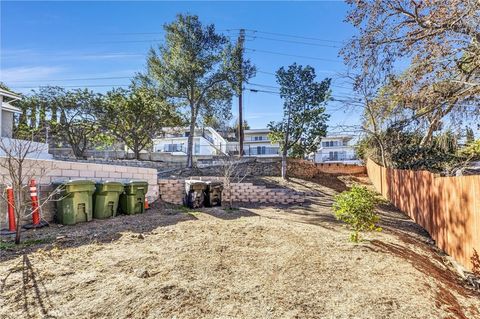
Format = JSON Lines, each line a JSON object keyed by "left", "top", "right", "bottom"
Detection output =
{"left": 147, "top": 14, "right": 252, "bottom": 167}
{"left": 57, "top": 89, "right": 103, "bottom": 158}
{"left": 268, "top": 63, "right": 330, "bottom": 179}
{"left": 333, "top": 185, "right": 382, "bottom": 242}
{"left": 459, "top": 140, "right": 480, "bottom": 161}
{"left": 101, "top": 75, "right": 182, "bottom": 160}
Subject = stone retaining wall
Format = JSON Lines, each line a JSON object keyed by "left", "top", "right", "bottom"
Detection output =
{"left": 158, "top": 177, "right": 305, "bottom": 206}
{"left": 0, "top": 158, "right": 159, "bottom": 227}
{"left": 160, "top": 158, "right": 366, "bottom": 179}
{"left": 288, "top": 159, "right": 366, "bottom": 179}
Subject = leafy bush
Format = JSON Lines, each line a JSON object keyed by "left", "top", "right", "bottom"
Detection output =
{"left": 333, "top": 185, "right": 382, "bottom": 242}
{"left": 459, "top": 140, "right": 480, "bottom": 160}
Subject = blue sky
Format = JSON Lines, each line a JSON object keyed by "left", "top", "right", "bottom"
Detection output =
{"left": 1, "top": 1, "right": 361, "bottom": 131}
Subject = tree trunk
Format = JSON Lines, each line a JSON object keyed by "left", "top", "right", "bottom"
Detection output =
{"left": 281, "top": 150, "right": 288, "bottom": 180}
{"left": 30, "top": 104, "right": 37, "bottom": 128}
{"left": 420, "top": 119, "right": 438, "bottom": 146}
{"left": 14, "top": 180, "right": 24, "bottom": 245}
{"left": 186, "top": 107, "right": 196, "bottom": 168}
{"left": 134, "top": 143, "right": 140, "bottom": 160}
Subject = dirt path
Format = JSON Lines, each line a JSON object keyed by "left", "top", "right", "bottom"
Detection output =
{"left": 1, "top": 177, "right": 479, "bottom": 319}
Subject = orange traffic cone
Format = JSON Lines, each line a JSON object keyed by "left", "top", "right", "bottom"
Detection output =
{"left": 144, "top": 198, "right": 150, "bottom": 210}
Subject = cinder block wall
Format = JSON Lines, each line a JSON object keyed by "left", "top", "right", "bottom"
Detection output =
{"left": 0, "top": 158, "right": 159, "bottom": 226}
{"left": 158, "top": 177, "right": 305, "bottom": 206}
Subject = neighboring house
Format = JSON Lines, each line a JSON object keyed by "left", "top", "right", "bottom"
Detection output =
{"left": 242, "top": 129, "right": 280, "bottom": 156}
{"left": 313, "top": 135, "right": 360, "bottom": 164}
{"left": 153, "top": 127, "right": 281, "bottom": 157}
{"left": 153, "top": 127, "right": 228, "bottom": 156}
{"left": 0, "top": 88, "right": 22, "bottom": 138}
{"left": 0, "top": 89, "right": 51, "bottom": 159}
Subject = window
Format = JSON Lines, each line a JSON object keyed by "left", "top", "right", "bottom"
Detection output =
{"left": 254, "top": 136, "right": 265, "bottom": 141}
{"left": 166, "top": 144, "right": 183, "bottom": 152}
{"left": 329, "top": 151, "right": 338, "bottom": 160}
{"left": 323, "top": 140, "right": 343, "bottom": 147}
{"left": 194, "top": 143, "right": 200, "bottom": 154}
{"left": 257, "top": 146, "right": 266, "bottom": 154}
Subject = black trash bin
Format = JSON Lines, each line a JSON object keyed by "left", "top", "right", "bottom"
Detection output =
{"left": 204, "top": 181, "right": 223, "bottom": 207}
{"left": 184, "top": 180, "right": 207, "bottom": 209}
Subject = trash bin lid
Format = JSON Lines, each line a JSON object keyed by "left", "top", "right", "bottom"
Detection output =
{"left": 185, "top": 179, "right": 207, "bottom": 191}
{"left": 65, "top": 179, "right": 96, "bottom": 186}
{"left": 205, "top": 180, "right": 223, "bottom": 186}
{"left": 124, "top": 180, "right": 148, "bottom": 195}
{"left": 59, "top": 179, "right": 96, "bottom": 193}
{"left": 185, "top": 179, "right": 207, "bottom": 186}
{"left": 125, "top": 180, "right": 149, "bottom": 186}
{"left": 95, "top": 181, "right": 124, "bottom": 193}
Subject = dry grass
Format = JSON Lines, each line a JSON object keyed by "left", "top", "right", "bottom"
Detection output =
{"left": 1, "top": 176, "right": 479, "bottom": 319}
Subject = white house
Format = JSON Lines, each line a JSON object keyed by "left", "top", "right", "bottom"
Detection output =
{"left": 153, "top": 126, "right": 228, "bottom": 156}
{"left": 0, "top": 88, "right": 51, "bottom": 159}
{"left": 242, "top": 129, "right": 280, "bottom": 156}
{"left": 313, "top": 135, "right": 360, "bottom": 164}
{"left": 0, "top": 88, "right": 22, "bottom": 138}
{"left": 154, "top": 127, "right": 281, "bottom": 157}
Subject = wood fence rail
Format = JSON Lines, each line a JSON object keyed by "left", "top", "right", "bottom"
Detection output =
{"left": 366, "top": 159, "right": 480, "bottom": 271}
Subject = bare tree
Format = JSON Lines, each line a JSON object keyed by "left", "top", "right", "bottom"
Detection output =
{"left": 219, "top": 156, "right": 249, "bottom": 209}
{"left": 0, "top": 137, "right": 61, "bottom": 244}
{"left": 341, "top": 0, "right": 480, "bottom": 146}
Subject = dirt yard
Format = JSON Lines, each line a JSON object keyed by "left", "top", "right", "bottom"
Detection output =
{"left": 1, "top": 176, "right": 479, "bottom": 319}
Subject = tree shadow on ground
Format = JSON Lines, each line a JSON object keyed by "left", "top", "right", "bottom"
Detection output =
{"left": 375, "top": 202, "right": 433, "bottom": 244}
{"left": 193, "top": 206, "right": 259, "bottom": 220}
{"left": 0, "top": 199, "right": 264, "bottom": 263}
{"left": 0, "top": 206, "right": 199, "bottom": 263}
{"left": 371, "top": 240, "right": 479, "bottom": 319}
{"left": 1, "top": 254, "right": 56, "bottom": 318}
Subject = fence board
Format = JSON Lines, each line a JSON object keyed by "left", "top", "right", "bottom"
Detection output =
{"left": 367, "top": 159, "right": 480, "bottom": 271}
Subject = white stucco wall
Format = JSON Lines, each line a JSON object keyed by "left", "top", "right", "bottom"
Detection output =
{"left": 1, "top": 110, "right": 14, "bottom": 138}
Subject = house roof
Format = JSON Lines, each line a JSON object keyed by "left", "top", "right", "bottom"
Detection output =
{"left": 1, "top": 102, "right": 22, "bottom": 114}
{"left": 321, "top": 135, "right": 354, "bottom": 141}
{"left": 0, "top": 88, "right": 21, "bottom": 101}
{"left": 244, "top": 128, "right": 271, "bottom": 134}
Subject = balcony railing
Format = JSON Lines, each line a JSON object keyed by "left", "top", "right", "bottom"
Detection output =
{"left": 322, "top": 155, "right": 357, "bottom": 161}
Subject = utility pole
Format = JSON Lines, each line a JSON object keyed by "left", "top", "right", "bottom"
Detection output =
{"left": 237, "top": 29, "right": 245, "bottom": 157}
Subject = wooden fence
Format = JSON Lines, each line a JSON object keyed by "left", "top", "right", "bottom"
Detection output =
{"left": 366, "top": 159, "right": 480, "bottom": 271}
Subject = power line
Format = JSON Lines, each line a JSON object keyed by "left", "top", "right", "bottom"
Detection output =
{"left": 245, "top": 48, "right": 340, "bottom": 63}
{"left": 9, "top": 84, "right": 129, "bottom": 89}
{"left": 248, "top": 81, "right": 354, "bottom": 92}
{"left": 225, "top": 28, "right": 344, "bottom": 44}
{"left": 246, "top": 35, "right": 340, "bottom": 48}
{"left": 7, "top": 76, "right": 133, "bottom": 83}
{"left": 92, "top": 35, "right": 241, "bottom": 44}
{"left": 246, "top": 88, "right": 279, "bottom": 95}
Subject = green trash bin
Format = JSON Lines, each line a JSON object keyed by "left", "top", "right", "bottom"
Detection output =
{"left": 55, "top": 180, "right": 96, "bottom": 225}
{"left": 119, "top": 181, "right": 148, "bottom": 215}
{"left": 93, "top": 181, "right": 124, "bottom": 219}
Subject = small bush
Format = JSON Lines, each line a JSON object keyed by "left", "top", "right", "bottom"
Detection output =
{"left": 333, "top": 185, "right": 382, "bottom": 242}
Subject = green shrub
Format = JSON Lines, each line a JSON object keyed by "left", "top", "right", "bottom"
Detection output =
{"left": 459, "top": 140, "right": 480, "bottom": 160}
{"left": 333, "top": 185, "right": 382, "bottom": 242}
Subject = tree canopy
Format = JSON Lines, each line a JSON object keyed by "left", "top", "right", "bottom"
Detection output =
{"left": 268, "top": 63, "right": 331, "bottom": 179}
{"left": 101, "top": 75, "right": 182, "bottom": 159}
{"left": 147, "top": 14, "right": 254, "bottom": 167}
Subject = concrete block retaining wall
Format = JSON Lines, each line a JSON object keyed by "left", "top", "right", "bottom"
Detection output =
{"left": 158, "top": 177, "right": 306, "bottom": 206}
{"left": 0, "top": 158, "right": 159, "bottom": 226}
